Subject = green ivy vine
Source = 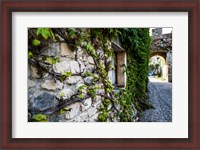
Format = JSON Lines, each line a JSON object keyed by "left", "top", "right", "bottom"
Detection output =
{"left": 120, "top": 28, "right": 153, "bottom": 112}
{"left": 28, "top": 28, "right": 151, "bottom": 122}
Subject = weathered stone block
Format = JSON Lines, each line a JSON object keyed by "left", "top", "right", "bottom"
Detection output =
{"left": 77, "top": 47, "right": 87, "bottom": 61}
{"left": 92, "top": 99, "right": 102, "bottom": 109}
{"left": 65, "top": 102, "right": 81, "bottom": 119}
{"left": 65, "top": 116, "right": 82, "bottom": 122}
{"left": 79, "top": 111, "right": 89, "bottom": 121}
{"left": 41, "top": 79, "right": 63, "bottom": 90}
{"left": 28, "top": 79, "right": 36, "bottom": 88}
{"left": 65, "top": 76, "right": 82, "bottom": 85}
{"left": 87, "top": 56, "right": 95, "bottom": 64}
{"left": 41, "top": 43, "right": 60, "bottom": 57}
{"left": 89, "top": 113, "right": 99, "bottom": 122}
{"left": 83, "top": 64, "right": 95, "bottom": 72}
{"left": 78, "top": 61, "right": 86, "bottom": 72}
{"left": 84, "top": 76, "right": 93, "bottom": 84}
{"left": 28, "top": 88, "right": 36, "bottom": 102}
{"left": 52, "top": 60, "right": 80, "bottom": 74}
{"left": 52, "top": 61, "right": 71, "bottom": 74}
{"left": 60, "top": 43, "right": 75, "bottom": 58}
{"left": 87, "top": 107, "right": 98, "bottom": 118}
{"left": 57, "top": 89, "right": 75, "bottom": 99}
{"left": 69, "top": 61, "right": 80, "bottom": 74}
{"left": 59, "top": 57, "right": 73, "bottom": 62}
{"left": 30, "top": 65, "right": 40, "bottom": 78}
{"left": 69, "top": 85, "right": 79, "bottom": 94}
{"left": 81, "top": 98, "right": 92, "bottom": 111}
{"left": 76, "top": 81, "right": 85, "bottom": 88}
{"left": 29, "top": 92, "right": 58, "bottom": 112}
{"left": 96, "top": 89, "right": 105, "bottom": 95}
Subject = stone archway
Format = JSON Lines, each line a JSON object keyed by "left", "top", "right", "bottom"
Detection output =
{"left": 149, "top": 52, "right": 169, "bottom": 81}
{"left": 150, "top": 51, "right": 166, "bottom": 62}
{"left": 150, "top": 28, "right": 172, "bottom": 82}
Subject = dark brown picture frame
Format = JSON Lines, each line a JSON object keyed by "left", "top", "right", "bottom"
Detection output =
{"left": 0, "top": 0, "right": 199, "bottom": 149}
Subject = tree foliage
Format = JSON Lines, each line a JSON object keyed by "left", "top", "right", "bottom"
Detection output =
{"left": 120, "top": 28, "right": 152, "bottom": 112}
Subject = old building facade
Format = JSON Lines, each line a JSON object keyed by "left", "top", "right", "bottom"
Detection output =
{"left": 150, "top": 28, "right": 172, "bottom": 82}
{"left": 28, "top": 30, "right": 130, "bottom": 122}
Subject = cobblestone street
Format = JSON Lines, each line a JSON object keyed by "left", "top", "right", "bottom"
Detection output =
{"left": 139, "top": 77, "right": 172, "bottom": 122}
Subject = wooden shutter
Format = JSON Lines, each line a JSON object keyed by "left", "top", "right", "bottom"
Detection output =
{"left": 116, "top": 52, "right": 125, "bottom": 87}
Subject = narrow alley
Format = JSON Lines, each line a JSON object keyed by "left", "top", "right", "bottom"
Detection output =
{"left": 139, "top": 77, "right": 172, "bottom": 122}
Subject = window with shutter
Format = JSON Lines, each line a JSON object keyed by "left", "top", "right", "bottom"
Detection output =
{"left": 108, "top": 40, "right": 126, "bottom": 88}
{"left": 116, "top": 52, "right": 126, "bottom": 87}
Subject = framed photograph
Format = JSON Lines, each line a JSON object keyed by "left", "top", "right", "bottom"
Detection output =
{"left": 1, "top": 0, "right": 199, "bottom": 149}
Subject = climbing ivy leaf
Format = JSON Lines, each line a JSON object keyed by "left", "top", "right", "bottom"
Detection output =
{"left": 83, "top": 71, "right": 93, "bottom": 77}
{"left": 78, "top": 94, "right": 84, "bottom": 99}
{"left": 56, "top": 57, "right": 60, "bottom": 63}
{"left": 28, "top": 51, "right": 33, "bottom": 58}
{"left": 109, "top": 65, "right": 115, "bottom": 70}
{"left": 103, "top": 99, "right": 111, "bottom": 106}
{"left": 60, "top": 109, "right": 65, "bottom": 114}
{"left": 45, "top": 57, "right": 60, "bottom": 65}
{"left": 63, "top": 107, "right": 70, "bottom": 111}
{"left": 32, "top": 114, "right": 47, "bottom": 122}
{"left": 77, "top": 84, "right": 87, "bottom": 92}
{"left": 60, "top": 92, "right": 65, "bottom": 97}
{"left": 60, "top": 71, "right": 72, "bottom": 82}
{"left": 86, "top": 44, "right": 94, "bottom": 52}
{"left": 62, "top": 71, "right": 72, "bottom": 78}
{"left": 67, "top": 28, "right": 77, "bottom": 39}
{"left": 36, "top": 28, "right": 54, "bottom": 40}
{"left": 46, "top": 57, "right": 56, "bottom": 64}
{"left": 32, "top": 39, "right": 41, "bottom": 46}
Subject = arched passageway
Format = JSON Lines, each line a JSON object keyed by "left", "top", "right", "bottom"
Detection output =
{"left": 149, "top": 53, "right": 169, "bottom": 82}
{"left": 139, "top": 28, "right": 172, "bottom": 122}
{"left": 150, "top": 51, "right": 166, "bottom": 61}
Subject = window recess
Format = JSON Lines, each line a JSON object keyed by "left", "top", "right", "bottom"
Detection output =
{"left": 108, "top": 41, "right": 126, "bottom": 88}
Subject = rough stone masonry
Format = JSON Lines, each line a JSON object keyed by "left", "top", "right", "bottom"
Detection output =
{"left": 28, "top": 42, "right": 104, "bottom": 122}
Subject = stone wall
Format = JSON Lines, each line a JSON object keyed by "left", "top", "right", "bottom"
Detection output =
{"left": 28, "top": 42, "right": 104, "bottom": 122}
{"left": 151, "top": 28, "right": 172, "bottom": 82}
{"left": 166, "top": 51, "right": 172, "bottom": 82}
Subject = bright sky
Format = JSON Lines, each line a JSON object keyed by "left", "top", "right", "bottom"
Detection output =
{"left": 149, "top": 28, "right": 172, "bottom": 36}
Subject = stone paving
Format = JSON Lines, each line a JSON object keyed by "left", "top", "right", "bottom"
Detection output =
{"left": 139, "top": 77, "right": 172, "bottom": 122}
